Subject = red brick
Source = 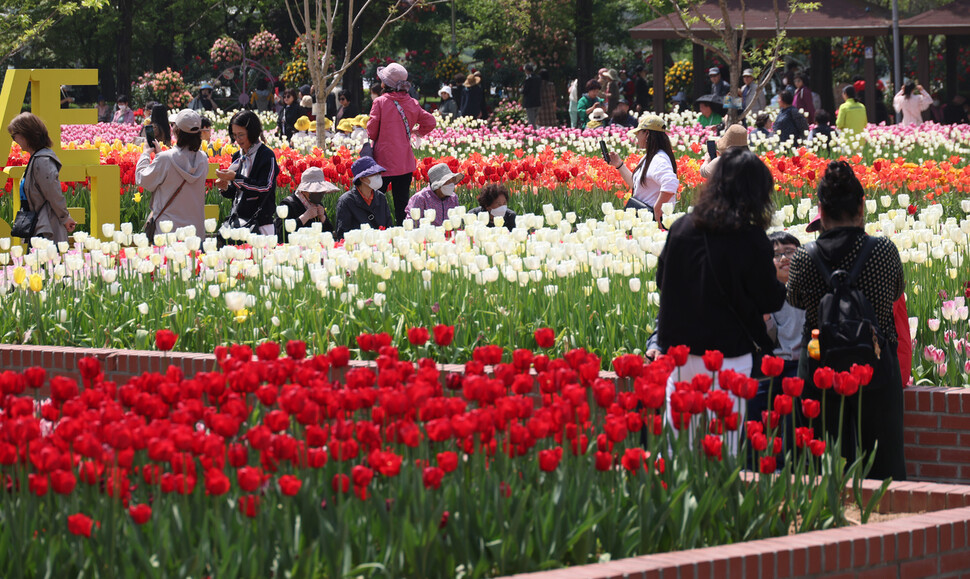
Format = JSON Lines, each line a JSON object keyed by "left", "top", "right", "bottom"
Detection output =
{"left": 727, "top": 553, "right": 742, "bottom": 578}
{"left": 901, "top": 557, "right": 938, "bottom": 579}
{"left": 905, "top": 445, "right": 938, "bottom": 462}
{"left": 931, "top": 491, "right": 951, "bottom": 512}
{"left": 852, "top": 536, "right": 869, "bottom": 567}
{"left": 942, "top": 416, "right": 970, "bottom": 431}
{"left": 820, "top": 542, "right": 836, "bottom": 573}
{"left": 904, "top": 412, "right": 941, "bottom": 429}
{"left": 919, "top": 431, "right": 960, "bottom": 447}
{"left": 944, "top": 390, "right": 967, "bottom": 413}
{"left": 932, "top": 389, "right": 949, "bottom": 412}
{"left": 858, "top": 566, "right": 900, "bottom": 579}
{"left": 695, "top": 559, "right": 711, "bottom": 578}
{"left": 774, "top": 545, "right": 791, "bottom": 578}
{"left": 904, "top": 429, "right": 918, "bottom": 445}
{"left": 946, "top": 489, "right": 970, "bottom": 509}
{"left": 896, "top": 528, "right": 913, "bottom": 559}
{"left": 921, "top": 463, "right": 961, "bottom": 480}
{"left": 940, "top": 550, "right": 970, "bottom": 574}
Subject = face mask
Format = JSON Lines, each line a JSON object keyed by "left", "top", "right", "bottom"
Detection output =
{"left": 366, "top": 175, "right": 383, "bottom": 191}
{"left": 490, "top": 205, "right": 507, "bottom": 218}
{"left": 439, "top": 183, "right": 456, "bottom": 197}
{"left": 118, "top": 105, "right": 128, "bottom": 111}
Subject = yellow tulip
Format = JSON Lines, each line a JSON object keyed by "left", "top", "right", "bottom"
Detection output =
{"left": 28, "top": 273, "right": 43, "bottom": 292}
{"left": 234, "top": 308, "right": 249, "bottom": 323}
{"left": 134, "top": 192, "right": 142, "bottom": 203}
{"left": 13, "top": 266, "right": 26, "bottom": 286}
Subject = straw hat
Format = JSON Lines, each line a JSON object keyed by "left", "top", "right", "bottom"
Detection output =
{"left": 463, "top": 74, "right": 480, "bottom": 88}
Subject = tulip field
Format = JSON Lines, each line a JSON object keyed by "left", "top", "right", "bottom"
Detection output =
{"left": 0, "top": 333, "right": 885, "bottom": 577}
{"left": 0, "top": 111, "right": 968, "bottom": 576}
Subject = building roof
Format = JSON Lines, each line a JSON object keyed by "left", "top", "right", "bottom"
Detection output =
{"left": 898, "top": 0, "right": 970, "bottom": 35}
{"left": 630, "top": 0, "right": 892, "bottom": 40}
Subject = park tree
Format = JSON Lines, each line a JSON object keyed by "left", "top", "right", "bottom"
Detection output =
{"left": 0, "top": 0, "right": 107, "bottom": 67}
{"left": 284, "top": 0, "right": 428, "bottom": 148}
{"left": 646, "top": 0, "right": 818, "bottom": 124}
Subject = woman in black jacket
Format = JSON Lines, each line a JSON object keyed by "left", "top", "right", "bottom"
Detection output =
{"left": 277, "top": 88, "right": 302, "bottom": 142}
{"left": 657, "top": 148, "right": 786, "bottom": 451}
{"left": 216, "top": 110, "right": 279, "bottom": 237}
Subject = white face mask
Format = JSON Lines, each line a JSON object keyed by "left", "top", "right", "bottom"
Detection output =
{"left": 118, "top": 105, "right": 128, "bottom": 111}
{"left": 490, "top": 205, "right": 507, "bottom": 218}
{"left": 439, "top": 183, "right": 456, "bottom": 197}
{"left": 366, "top": 175, "right": 383, "bottom": 190}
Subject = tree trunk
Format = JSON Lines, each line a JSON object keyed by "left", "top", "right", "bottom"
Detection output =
{"left": 574, "top": 0, "right": 594, "bottom": 86}
{"left": 115, "top": 0, "right": 133, "bottom": 100}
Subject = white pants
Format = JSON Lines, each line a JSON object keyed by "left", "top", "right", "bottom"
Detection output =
{"left": 665, "top": 353, "right": 752, "bottom": 454}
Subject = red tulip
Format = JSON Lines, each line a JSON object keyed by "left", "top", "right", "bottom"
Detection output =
{"left": 28, "top": 473, "right": 48, "bottom": 496}
{"left": 24, "top": 366, "right": 46, "bottom": 389}
{"left": 534, "top": 327, "right": 555, "bottom": 349}
{"left": 68, "top": 513, "right": 94, "bottom": 537}
{"left": 205, "top": 468, "right": 231, "bottom": 496}
{"left": 809, "top": 439, "right": 826, "bottom": 456}
{"left": 759, "top": 456, "right": 777, "bottom": 474}
{"left": 407, "top": 327, "right": 430, "bottom": 346}
{"left": 760, "top": 356, "right": 785, "bottom": 378}
{"left": 237, "top": 466, "right": 263, "bottom": 492}
{"left": 50, "top": 469, "right": 77, "bottom": 495}
{"left": 351, "top": 465, "right": 374, "bottom": 487}
{"left": 833, "top": 372, "right": 860, "bottom": 397}
{"left": 620, "top": 448, "right": 646, "bottom": 473}
{"left": 702, "top": 350, "right": 724, "bottom": 372}
{"left": 278, "top": 474, "right": 303, "bottom": 496}
{"left": 422, "top": 466, "right": 445, "bottom": 489}
{"left": 813, "top": 367, "right": 835, "bottom": 390}
{"left": 155, "top": 329, "right": 178, "bottom": 351}
{"left": 433, "top": 324, "right": 455, "bottom": 346}
{"left": 238, "top": 495, "right": 260, "bottom": 517}
{"left": 667, "top": 345, "right": 690, "bottom": 366}
{"left": 801, "top": 398, "right": 820, "bottom": 419}
{"left": 255, "top": 341, "right": 280, "bottom": 361}
{"left": 329, "top": 346, "right": 350, "bottom": 367}
{"left": 594, "top": 451, "right": 613, "bottom": 471}
{"left": 332, "top": 473, "right": 350, "bottom": 493}
{"left": 129, "top": 504, "right": 152, "bottom": 525}
{"left": 701, "top": 435, "right": 723, "bottom": 461}
{"left": 781, "top": 377, "right": 804, "bottom": 398}
{"left": 773, "top": 394, "right": 793, "bottom": 415}
{"left": 538, "top": 447, "right": 563, "bottom": 472}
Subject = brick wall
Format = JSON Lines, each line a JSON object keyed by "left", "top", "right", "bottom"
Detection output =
{"left": 503, "top": 481, "right": 970, "bottom": 579}
{"left": 2, "top": 345, "right": 969, "bottom": 485}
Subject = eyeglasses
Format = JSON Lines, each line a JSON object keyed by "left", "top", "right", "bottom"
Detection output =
{"left": 231, "top": 131, "right": 248, "bottom": 141}
{"left": 773, "top": 249, "right": 797, "bottom": 261}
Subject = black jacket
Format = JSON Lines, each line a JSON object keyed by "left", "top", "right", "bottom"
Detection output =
{"left": 278, "top": 104, "right": 302, "bottom": 141}
{"left": 657, "top": 214, "right": 786, "bottom": 357}
{"left": 221, "top": 144, "right": 279, "bottom": 227}
{"left": 334, "top": 188, "right": 393, "bottom": 240}
{"left": 468, "top": 206, "right": 516, "bottom": 231}
{"left": 460, "top": 84, "right": 484, "bottom": 118}
{"left": 522, "top": 75, "right": 542, "bottom": 109}
{"left": 275, "top": 193, "right": 334, "bottom": 243}
{"left": 773, "top": 106, "right": 809, "bottom": 147}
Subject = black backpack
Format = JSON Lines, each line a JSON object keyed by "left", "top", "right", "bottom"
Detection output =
{"left": 806, "top": 236, "right": 889, "bottom": 375}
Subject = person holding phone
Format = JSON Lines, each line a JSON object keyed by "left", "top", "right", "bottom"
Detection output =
{"left": 216, "top": 110, "right": 279, "bottom": 237}
{"left": 274, "top": 166, "right": 336, "bottom": 243}
{"left": 893, "top": 80, "right": 933, "bottom": 126}
{"left": 699, "top": 124, "right": 748, "bottom": 179}
{"left": 605, "top": 114, "right": 679, "bottom": 225}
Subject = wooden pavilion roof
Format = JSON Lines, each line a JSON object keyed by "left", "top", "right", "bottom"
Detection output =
{"left": 898, "top": 0, "right": 970, "bottom": 35}
{"left": 630, "top": 0, "right": 893, "bottom": 40}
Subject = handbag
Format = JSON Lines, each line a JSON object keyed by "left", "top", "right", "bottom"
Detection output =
{"left": 11, "top": 156, "right": 50, "bottom": 240}
{"left": 144, "top": 179, "right": 187, "bottom": 244}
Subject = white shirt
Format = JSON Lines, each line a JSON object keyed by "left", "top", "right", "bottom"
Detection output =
{"left": 631, "top": 150, "right": 679, "bottom": 207}
{"left": 893, "top": 90, "right": 932, "bottom": 126}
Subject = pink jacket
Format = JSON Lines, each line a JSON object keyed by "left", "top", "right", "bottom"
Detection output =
{"left": 367, "top": 91, "right": 436, "bottom": 177}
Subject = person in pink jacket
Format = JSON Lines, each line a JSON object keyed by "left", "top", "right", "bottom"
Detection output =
{"left": 893, "top": 81, "right": 933, "bottom": 126}
{"left": 366, "top": 62, "right": 437, "bottom": 225}
{"left": 792, "top": 74, "right": 816, "bottom": 125}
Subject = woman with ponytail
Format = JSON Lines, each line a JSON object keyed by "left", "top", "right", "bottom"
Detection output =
{"left": 786, "top": 160, "right": 907, "bottom": 481}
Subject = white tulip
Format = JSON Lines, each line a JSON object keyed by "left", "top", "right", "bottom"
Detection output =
{"left": 276, "top": 205, "right": 289, "bottom": 219}
{"left": 208, "top": 284, "right": 221, "bottom": 298}
{"left": 596, "top": 277, "right": 610, "bottom": 293}
{"left": 629, "top": 278, "right": 641, "bottom": 293}
{"left": 205, "top": 219, "right": 217, "bottom": 233}
{"left": 137, "top": 302, "right": 149, "bottom": 315}
{"left": 0, "top": 238, "right": 10, "bottom": 250}
{"left": 102, "top": 223, "right": 115, "bottom": 238}
{"left": 285, "top": 219, "right": 297, "bottom": 233}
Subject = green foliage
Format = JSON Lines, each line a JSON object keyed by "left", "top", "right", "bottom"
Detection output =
{"left": 0, "top": 0, "right": 108, "bottom": 65}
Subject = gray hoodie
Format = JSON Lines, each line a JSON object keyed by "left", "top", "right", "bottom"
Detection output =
{"left": 135, "top": 146, "right": 209, "bottom": 237}
{"left": 23, "top": 149, "right": 70, "bottom": 244}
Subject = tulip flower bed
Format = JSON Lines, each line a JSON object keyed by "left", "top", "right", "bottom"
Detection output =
{"left": 0, "top": 335, "right": 887, "bottom": 578}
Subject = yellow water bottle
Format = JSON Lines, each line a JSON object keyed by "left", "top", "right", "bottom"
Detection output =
{"left": 807, "top": 329, "right": 821, "bottom": 361}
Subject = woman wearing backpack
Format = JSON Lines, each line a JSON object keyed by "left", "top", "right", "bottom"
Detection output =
{"left": 786, "top": 160, "right": 906, "bottom": 481}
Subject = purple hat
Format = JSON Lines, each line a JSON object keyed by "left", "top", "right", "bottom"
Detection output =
{"left": 351, "top": 156, "right": 386, "bottom": 183}
{"left": 377, "top": 62, "right": 411, "bottom": 91}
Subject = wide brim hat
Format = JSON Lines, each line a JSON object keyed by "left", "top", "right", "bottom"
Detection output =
{"left": 296, "top": 166, "right": 340, "bottom": 194}
{"left": 351, "top": 156, "right": 386, "bottom": 182}
{"left": 695, "top": 94, "right": 719, "bottom": 105}
{"left": 336, "top": 118, "right": 355, "bottom": 133}
{"left": 628, "top": 114, "right": 666, "bottom": 137}
{"left": 351, "top": 114, "right": 369, "bottom": 128}
{"left": 439, "top": 85, "right": 452, "bottom": 98}
{"left": 716, "top": 124, "right": 749, "bottom": 152}
{"left": 806, "top": 216, "right": 822, "bottom": 232}
{"left": 589, "top": 108, "right": 609, "bottom": 122}
{"left": 428, "top": 162, "right": 464, "bottom": 191}
{"left": 173, "top": 109, "right": 201, "bottom": 133}
{"left": 463, "top": 74, "right": 480, "bottom": 87}
{"left": 602, "top": 69, "right": 617, "bottom": 81}
{"left": 377, "top": 63, "right": 411, "bottom": 91}
{"left": 294, "top": 116, "right": 311, "bottom": 132}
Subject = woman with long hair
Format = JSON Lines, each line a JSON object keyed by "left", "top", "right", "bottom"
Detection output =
{"left": 893, "top": 80, "right": 932, "bottom": 126}
{"left": 656, "top": 148, "right": 786, "bottom": 451}
{"left": 606, "top": 114, "right": 679, "bottom": 224}
{"left": 216, "top": 110, "right": 279, "bottom": 237}
{"left": 786, "top": 160, "right": 906, "bottom": 480}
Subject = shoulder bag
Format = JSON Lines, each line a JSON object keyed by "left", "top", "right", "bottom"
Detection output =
{"left": 11, "top": 156, "right": 50, "bottom": 240}
{"left": 144, "top": 179, "right": 187, "bottom": 244}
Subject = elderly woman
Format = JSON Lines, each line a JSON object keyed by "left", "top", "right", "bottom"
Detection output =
{"left": 787, "top": 160, "right": 906, "bottom": 481}
{"left": 366, "top": 62, "right": 437, "bottom": 226}
{"left": 468, "top": 184, "right": 516, "bottom": 231}
{"left": 334, "top": 156, "right": 393, "bottom": 240}
{"left": 7, "top": 112, "right": 76, "bottom": 243}
{"left": 135, "top": 109, "right": 208, "bottom": 241}
{"left": 404, "top": 162, "right": 463, "bottom": 226}
{"left": 275, "top": 166, "right": 336, "bottom": 243}
{"left": 656, "top": 148, "right": 786, "bottom": 451}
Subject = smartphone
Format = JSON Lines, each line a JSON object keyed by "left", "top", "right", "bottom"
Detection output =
{"left": 145, "top": 124, "right": 156, "bottom": 148}
{"left": 706, "top": 140, "right": 717, "bottom": 160}
{"left": 599, "top": 140, "right": 610, "bottom": 164}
